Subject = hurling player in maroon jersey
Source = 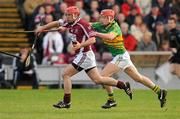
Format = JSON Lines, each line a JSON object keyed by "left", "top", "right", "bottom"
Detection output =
{"left": 36, "top": 6, "right": 132, "bottom": 109}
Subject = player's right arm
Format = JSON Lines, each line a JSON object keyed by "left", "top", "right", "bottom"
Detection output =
{"left": 36, "top": 21, "right": 59, "bottom": 33}
{"left": 36, "top": 19, "right": 65, "bottom": 33}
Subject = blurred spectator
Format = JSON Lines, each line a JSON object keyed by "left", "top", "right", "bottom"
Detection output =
{"left": 137, "top": 31, "right": 157, "bottom": 51}
{"left": 116, "top": 13, "right": 126, "bottom": 26}
{"left": 169, "top": 12, "right": 179, "bottom": 23}
{"left": 130, "top": 15, "right": 144, "bottom": 42}
{"left": 144, "top": 4, "right": 164, "bottom": 32}
{"left": 44, "top": 14, "right": 53, "bottom": 23}
{"left": 168, "top": 17, "right": 180, "bottom": 78}
{"left": 121, "top": 0, "right": 141, "bottom": 17}
{"left": 136, "top": 0, "right": 151, "bottom": 17}
{"left": 13, "top": 47, "right": 39, "bottom": 89}
{"left": 140, "top": 23, "right": 150, "bottom": 35}
{"left": 76, "top": 1, "right": 87, "bottom": 18}
{"left": 121, "top": 22, "right": 137, "bottom": 51}
{"left": 42, "top": 15, "right": 64, "bottom": 64}
{"left": 53, "top": 0, "right": 61, "bottom": 13}
{"left": 54, "top": 2, "right": 68, "bottom": 20}
{"left": 115, "top": 0, "right": 125, "bottom": 5}
{"left": 23, "top": 0, "right": 44, "bottom": 30}
{"left": 33, "top": 0, "right": 54, "bottom": 16}
{"left": 159, "top": 40, "right": 171, "bottom": 51}
{"left": 152, "top": 21, "right": 169, "bottom": 50}
{"left": 23, "top": 0, "right": 44, "bottom": 16}
{"left": 0, "top": 55, "right": 5, "bottom": 81}
{"left": 44, "top": 0, "right": 53, "bottom": 5}
{"left": 34, "top": 6, "right": 45, "bottom": 26}
{"left": 0, "top": 55, "right": 5, "bottom": 88}
{"left": 42, "top": 30, "right": 64, "bottom": 64}
{"left": 83, "top": 14, "right": 91, "bottom": 22}
{"left": 64, "top": 0, "right": 82, "bottom": 6}
{"left": 85, "top": 0, "right": 99, "bottom": 16}
{"left": 112, "top": 4, "right": 120, "bottom": 18}
{"left": 44, "top": 4, "right": 55, "bottom": 18}
{"left": 155, "top": 0, "right": 171, "bottom": 22}
{"left": 170, "top": 0, "right": 180, "bottom": 19}
{"left": 99, "top": 0, "right": 116, "bottom": 11}
{"left": 125, "top": 4, "right": 141, "bottom": 26}
{"left": 59, "top": 2, "right": 68, "bottom": 13}
{"left": 0, "top": 55, "right": 11, "bottom": 89}
{"left": 169, "top": 12, "right": 180, "bottom": 30}
{"left": 91, "top": 11, "right": 100, "bottom": 22}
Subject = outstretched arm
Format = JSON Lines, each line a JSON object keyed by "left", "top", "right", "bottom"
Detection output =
{"left": 36, "top": 21, "right": 60, "bottom": 33}
{"left": 42, "top": 21, "right": 60, "bottom": 30}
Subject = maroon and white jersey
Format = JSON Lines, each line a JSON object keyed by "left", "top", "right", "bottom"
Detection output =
{"left": 58, "top": 18, "right": 96, "bottom": 54}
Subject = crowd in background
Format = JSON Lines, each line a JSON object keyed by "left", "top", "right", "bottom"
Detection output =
{"left": 21, "top": 0, "right": 180, "bottom": 65}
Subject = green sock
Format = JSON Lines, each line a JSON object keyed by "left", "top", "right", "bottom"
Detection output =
{"left": 152, "top": 85, "right": 161, "bottom": 95}
{"left": 108, "top": 93, "right": 114, "bottom": 101}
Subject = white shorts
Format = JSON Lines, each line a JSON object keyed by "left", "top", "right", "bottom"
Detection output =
{"left": 111, "top": 51, "right": 134, "bottom": 70}
{"left": 73, "top": 50, "right": 96, "bottom": 70}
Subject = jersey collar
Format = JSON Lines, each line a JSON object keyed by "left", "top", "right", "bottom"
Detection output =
{"left": 70, "top": 17, "right": 81, "bottom": 26}
{"left": 105, "top": 20, "right": 115, "bottom": 29}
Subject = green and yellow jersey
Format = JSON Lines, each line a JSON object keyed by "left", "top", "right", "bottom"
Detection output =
{"left": 92, "top": 21, "right": 126, "bottom": 56}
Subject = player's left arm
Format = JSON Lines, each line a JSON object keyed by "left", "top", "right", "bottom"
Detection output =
{"left": 73, "top": 37, "right": 96, "bottom": 50}
{"left": 80, "top": 37, "right": 96, "bottom": 47}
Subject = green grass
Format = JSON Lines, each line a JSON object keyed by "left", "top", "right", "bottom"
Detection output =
{"left": 0, "top": 89, "right": 180, "bottom": 119}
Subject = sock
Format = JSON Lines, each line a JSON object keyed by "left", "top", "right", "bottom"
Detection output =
{"left": 63, "top": 93, "right": 71, "bottom": 103}
{"left": 108, "top": 93, "right": 114, "bottom": 101}
{"left": 116, "top": 80, "right": 125, "bottom": 89}
{"left": 152, "top": 85, "right": 161, "bottom": 95}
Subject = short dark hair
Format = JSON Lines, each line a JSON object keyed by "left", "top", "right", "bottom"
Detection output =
{"left": 168, "top": 17, "right": 177, "bottom": 23}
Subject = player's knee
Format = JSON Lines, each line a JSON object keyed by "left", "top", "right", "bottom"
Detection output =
{"left": 62, "top": 72, "right": 70, "bottom": 80}
{"left": 93, "top": 77, "right": 103, "bottom": 84}
{"left": 93, "top": 79, "right": 101, "bottom": 84}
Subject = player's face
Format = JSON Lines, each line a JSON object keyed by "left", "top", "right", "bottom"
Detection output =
{"left": 65, "top": 13, "right": 75, "bottom": 23}
{"left": 99, "top": 15, "right": 111, "bottom": 26}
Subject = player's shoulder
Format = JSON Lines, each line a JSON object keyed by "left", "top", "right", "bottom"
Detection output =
{"left": 109, "top": 20, "right": 120, "bottom": 30}
{"left": 112, "top": 20, "right": 119, "bottom": 27}
{"left": 77, "top": 19, "right": 91, "bottom": 26}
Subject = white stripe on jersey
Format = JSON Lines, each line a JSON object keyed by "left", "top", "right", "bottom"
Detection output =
{"left": 77, "top": 23, "right": 90, "bottom": 38}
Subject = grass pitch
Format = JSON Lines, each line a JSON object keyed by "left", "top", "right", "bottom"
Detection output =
{"left": 0, "top": 89, "right": 179, "bottom": 119}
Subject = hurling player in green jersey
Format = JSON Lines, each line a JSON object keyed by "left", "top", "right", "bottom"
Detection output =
{"left": 92, "top": 9, "right": 167, "bottom": 109}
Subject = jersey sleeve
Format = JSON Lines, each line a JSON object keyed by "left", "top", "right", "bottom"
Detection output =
{"left": 58, "top": 19, "right": 68, "bottom": 27}
{"left": 91, "top": 22, "right": 101, "bottom": 31}
{"left": 80, "top": 22, "right": 96, "bottom": 38}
